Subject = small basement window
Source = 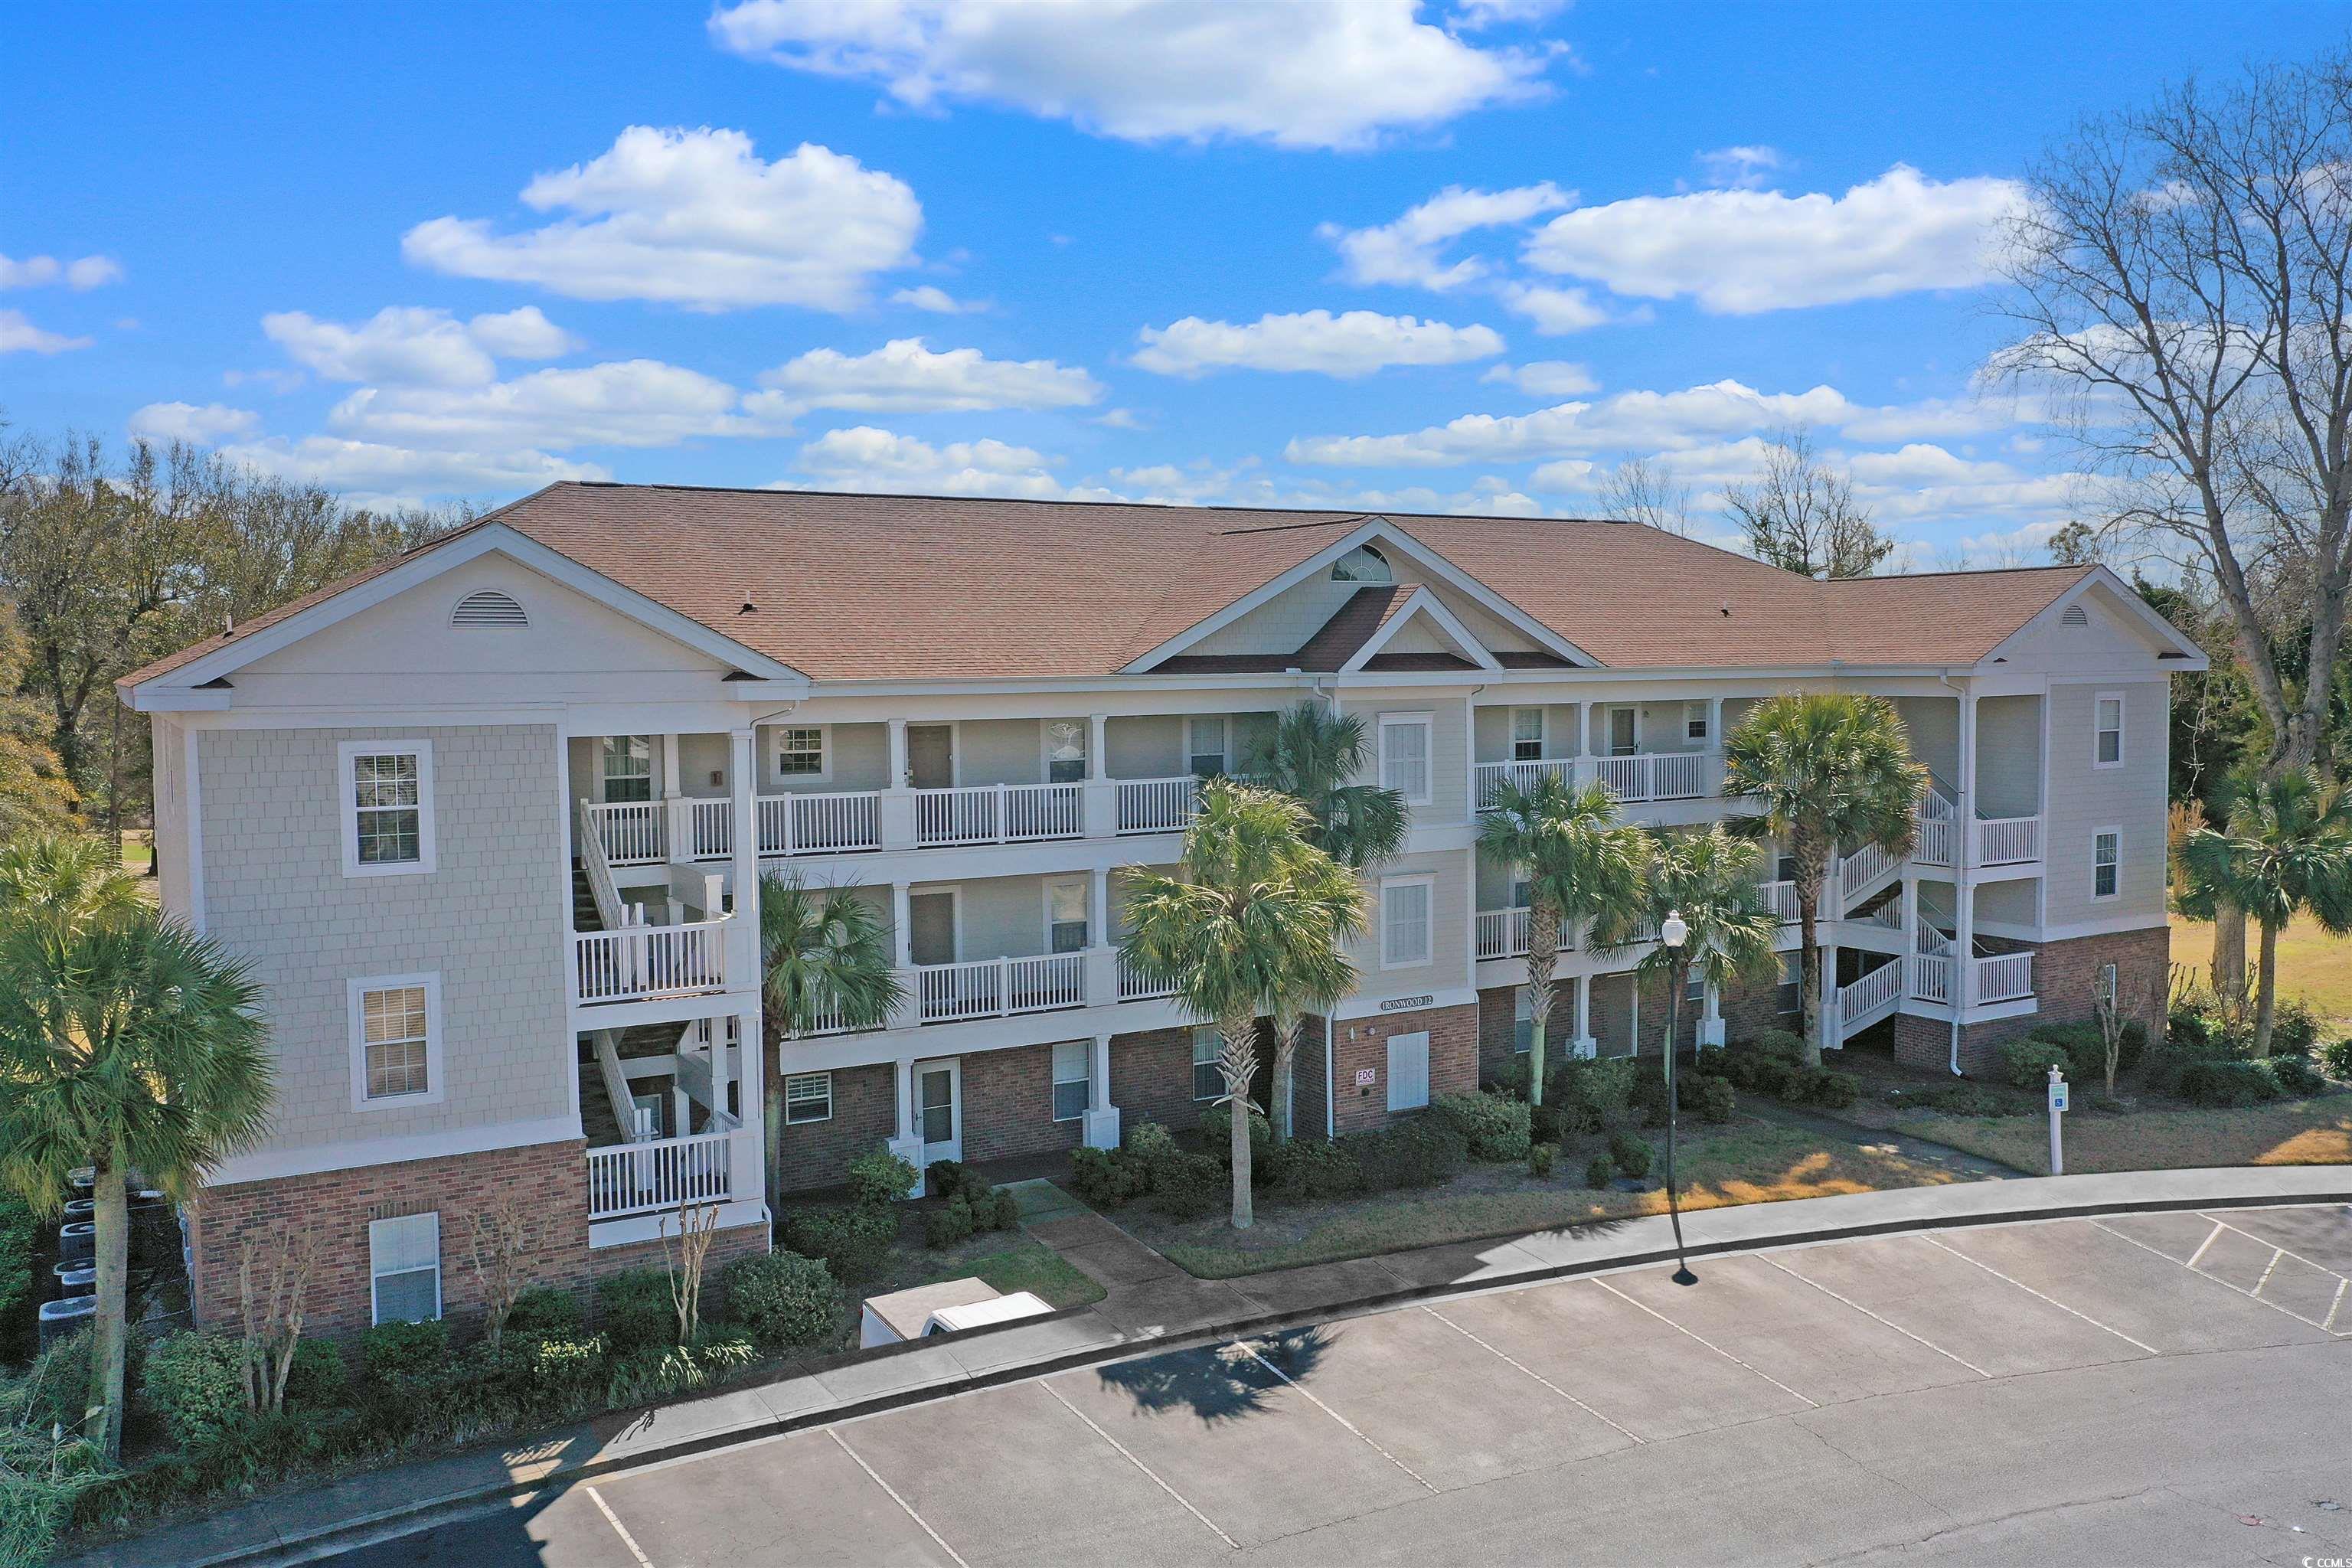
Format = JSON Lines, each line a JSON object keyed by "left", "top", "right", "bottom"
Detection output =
{"left": 451, "top": 590, "right": 528, "bottom": 629}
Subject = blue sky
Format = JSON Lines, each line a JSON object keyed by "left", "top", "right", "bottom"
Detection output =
{"left": 6, "top": 2, "right": 2341, "bottom": 562}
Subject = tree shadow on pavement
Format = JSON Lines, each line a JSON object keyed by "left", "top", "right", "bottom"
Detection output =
{"left": 1094, "top": 1325, "right": 1334, "bottom": 1426}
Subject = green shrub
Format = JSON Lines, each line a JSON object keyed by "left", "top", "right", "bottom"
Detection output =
{"left": 1811, "top": 1070, "right": 1860, "bottom": 1111}
{"left": 1780, "top": 1065, "right": 1829, "bottom": 1104}
{"left": 988, "top": 1188, "right": 1021, "bottom": 1230}
{"left": 844, "top": 1145, "right": 917, "bottom": 1208}
{"left": 2167, "top": 1003, "right": 2214, "bottom": 1049}
{"left": 517, "top": 1333, "right": 609, "bottom": 1408}
{"left": 0, "top": 1196, "right": 34, "bottom": 1325}
{"left": 2322, "top": 1037, "right": 2352, "bottom": 1080}
{"left": 1684, "top": 1073, "right": 1737, "bottom": 1122}
{"left": 2177, "top": 1059, "right": 2282, "bottom": 1108}
{"left": 1432, "top": 1092, "right": 1532, "bottom": 1161}
{"left": 1607, "top": 1131, "right": 1652, "bottom": 1181}
{"left": 1200, "top": 1103, "right": 1273, "bottom": 1168}
{"left": 595, "top": 1269, "right": 678, "bottom": 1354}
{"left": 1068, "top": 1145, "right": 1138, "bottom": 1207}
{"left": 1344, "top": 1114, "right": 1468, "bottom": 1192}
{"left": 1151, "top": 1152, "right": 1226, "bottom": 1219}
{"left": 282, "top": 1339, "right": 347, "bottom": 1411}
{"left": 1913, "top": 1083, "right": 2011, "bottom": 1116}
{"left": 606, "top": 1331, "right": 758, "bottom": 1407}
{"left": 1266, "top": 1138, "right": 1364, "bottom": 1203}
{"left": 1997, "top": 1034, "right": 2073, "bottom": 1089}
{"left": 1749, "top": 1028, "right": 1805, "bottom": 1062}
{"left": 2270, "top": 998, "right": 2322, "bottom": 1061}
{"left": 1125, "top": 1119, "right": 1179, "bottom": 1169}
{"left": 1558, "top": 1056, "right": 1638, "bottom": 1130}
{"left": 1585, "top": 1154, "right": 1615, "bottom": 1189}
{"left": 1527, "top": 1142, "right": 1557, "bottom": 1180}
{"left": 923, "top": 1194, "right": 976, "bottom": 1249}
{"left": 505, "top": 1285, "right": 585, "bottom": 1339}
{"left": 725, "top": 1251, "right": 839, "bottom": 1348}
{"left": 2270, "top": 1053, "right": 2328, "bottom": 1097}
{"left": 2027, "top": 1020, "right": 2148, "bottom": 1083}
{"left": 6, "top": 1333, "right": 103, "bottom": 1439}
{"left": 143, "top": 1332, "right": 247, "bottom": 1449}
{"left": 360, "top": 1318, "right": 450, "bottom": 1387}
{"left": 1630, "top": 1068, "right": 1671, "bottom": 1128}
{"left": 782, "top": 1202, "right": 897, "bottom": 1281}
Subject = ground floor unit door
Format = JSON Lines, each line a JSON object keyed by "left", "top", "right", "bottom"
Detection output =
{"left": 916, "top": 1058, "right": 962, "bottom": 1165}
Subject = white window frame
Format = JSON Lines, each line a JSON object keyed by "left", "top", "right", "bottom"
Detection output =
{"left": 784, "top": 1071, "right": 833, "bottom": 1124}
{"left": 774, "top": 724, "right": 831, "bottom": 783}
{"left": 338, "top": 740, "right": 436, "bottom": 878}
{"left": 1187, "top": 716, "right": 1228, "bottom": 777}
{"left": 1380, "top": 873, "right": 1436, "bottom": 969}
{"left": 1050, "top": 1040, "right": 1091, "bottom": 1123}
{"left": 348, "top": 973, "right": 445, "bottom": 1111}
{"left": 2092, "top": 827, "right": 2121, "bottom": 900}
{"left": 1684, "top": 701, "right": 1710, "bottom": 743}
{"left": 1044, "top": 876, "right": 1090, "bottom": 954}
{"left": 1331, "top": 542, "right": 1393, "bottom": 583}
{"left": 1509, "top": 707, "right": 1546, "bottom": 762}
{"left": 2092, "top": 691, "right": 2125, "bottom": 770}
{"left": 1040, "top": 719, "right": 1089, "bottom": 785}
{"left": 1776, "top": 952, "right": 1802, "bottom": 1015}
{"left": 1191, "top": 1026, "right": 1223, "bottom": 1101}
{"left": 599, "top": 734, "right": 654, "bottom": 804}
{"left": 1379, "top": 712, "right": 1435, "bottom": 806}
{"left": 368, "top": 1212, "right": 442, "bottom": 1325}
{"left": 1513, "top": 985, "right": 1534, "bottom": 1055}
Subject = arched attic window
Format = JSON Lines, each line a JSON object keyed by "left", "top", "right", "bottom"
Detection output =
{"left": 1331, "top": 544, "right": 1393, "bottom": 583}
{"left": 2060, "top": 604, "right": 2089, "bottom": 626}
{"left": 451, "top": 589, "right": 528, "bottom": 629}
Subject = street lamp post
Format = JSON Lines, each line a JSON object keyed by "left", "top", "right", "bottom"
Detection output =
{"left": 1661, "top": 910, "right": 1697, "bottom": 1286}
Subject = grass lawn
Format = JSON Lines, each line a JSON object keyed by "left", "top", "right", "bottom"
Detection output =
{"left": 2169, "top": 910, "right": 2352, "bottom": 1033}
{"left": 1900, "top": 1097, "right": 2352, "bottom": 1175}
{"left": 919, "top": 1241, "right": 1106, "bottom": 1306}
{"left": 1119, "top": 1122, "right": 1976, "bottom": 1279}
{"left": 118, "top": 829, "right": 152, "bottom": 874}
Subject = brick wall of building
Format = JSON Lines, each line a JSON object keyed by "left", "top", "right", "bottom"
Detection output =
{"left": 1110, "top": 1026, "right": 1206, "bottom": 1135}
{"left": 1892, "top": 924, "right": 2170, "bottom": 1076}
{"left": 772, "top": 1062, "right": 895, "bottom": 1195}
{"left": 959, "top": 1042, "right": 1088, "bottom": 1165}
{"left": 1328, "top": 1003, "right": 1478, "bottom": 1133}
{"left": 1475, "top": 983, "right": 1580, "bottom": 1085}
{"left": 191, "top": 1138, "right": 768, "bottom": 1339}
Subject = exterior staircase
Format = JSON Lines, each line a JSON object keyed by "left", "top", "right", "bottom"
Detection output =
{"left": 572, "top": 863, "right": 601, "bottom": 932}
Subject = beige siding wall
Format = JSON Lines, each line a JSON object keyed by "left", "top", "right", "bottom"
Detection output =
{"left": 198, "top": 724, "right": 570, "bottom": 1157}
{"left": 1188, "top": 576, "right": 1360, "bottom": 656}
{"left": 1891, "top": 696, "right": 1959, "bottom": 783}
{"left": 956, "top": 718, "right": 1047, "bottom": 788}
{"left": 2042, "top": 680, "right": 2168, "bottom": 929}
{"left": 1472, "top": 702, "right": 1579, "bottom": 764}
{"left": 754, "top": 720, "right": 889, "bottom": 793}
{"left": 1974, "top": 695, "right": 2043, "bottom": 817}
{"left": 150, "top": 716, "right": 195, "bottom": 923}
{"left": 1353, "top": 850, "right": 1472, "bottom": 999}
{"left": 1344, "top": 696, "right": 1467, "bottom": 825}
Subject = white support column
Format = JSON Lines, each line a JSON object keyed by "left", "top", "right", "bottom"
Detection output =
{"left": 662, "top": 733, "right": 687, "bottom": 864}
{"left": 887, "top": 1057, "right": 924, "bottom": 1194}
{"left": 730, "top": 1005, "right": 763, "bottom": 1206}
{"left": 891, "top": 881, "right": 913, "bottom": 969}
{"left": 1575, "top": 702, "right": 1595, "bottom": 787}
{"left": 1084, "top": 865, "right": 1118, "bottom": 1004}
{"left": 1083, "top": 712, "right": 1117, "bottom": 837}
{"left": 727, "top": 729, "right": 758, "bottom": 982}
{"left": 1083, "top": 1031, "right": 1120, "bottom": 1149}
{"left": 1089, "top": 714, "right": 1109, "bottom": 780}
{"left": 880, "top": 718, "right": 916, "bottom": 851}
{"left": 887, "top": 718, "right": 909, "bottom": 787}
{"left": 1955, "top": 688, "right": 1978, "bottom": 1020}
{"left": 1570, "top": 971, "right": 1596, "bottom": 1059}
{"left": 1821, "top": 936, "right": 1841, "bottom": 1050}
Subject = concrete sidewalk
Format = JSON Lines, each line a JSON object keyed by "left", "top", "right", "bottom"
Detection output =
{"left": 65, "top": 1163, "right": 2352, "bottom": 1568}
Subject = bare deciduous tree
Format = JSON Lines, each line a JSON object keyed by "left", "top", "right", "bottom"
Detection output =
{"left": 661, "top": 1200, "right": 720, "bottom": 1343}
{"left": 1596, "top": 455, "right": 1694, "bottom": 536}
{"left": 237, "top": 1222, "right": 322, "bottom": 1417}
{"left": 467, "top": 1195, "right": 538, "bottom": 1351}
{"left": 2092, "top": 962, "right": 2157, "bottom": 1096}
{"left": 1721, "top": 427, "right": 1894, "bottom": 578}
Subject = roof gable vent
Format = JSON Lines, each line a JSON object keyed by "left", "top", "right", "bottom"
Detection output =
{"left": 2061, "top": 604, "right": 2089, "bottom": 627}
{"left": 452, "top": 589, "right": 528, "bottom": 629}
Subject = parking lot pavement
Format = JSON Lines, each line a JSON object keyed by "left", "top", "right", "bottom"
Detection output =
{"left": 325, "top": 1204, "right": 2352, "bottom": 1568}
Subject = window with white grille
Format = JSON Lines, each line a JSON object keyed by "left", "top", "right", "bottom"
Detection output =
{"left": 2092, "top": 829, "right": 2120, "bottom": 899}
{"left": 776, "top": 727, "right": 826, "bottom": 778}
{"left": 1511, "top": 708, "right": 1544, "bottom": 761}
{"left": 1380, "top": 714, "right": 1432, "bottom": 805}
{"left": 1192, "top": 1027, "right": 1222, "bottom": 1100}
{"left": 339, "top": 741, "right": 434, "bottom": 876}
{"left": 785, "top": 1073, "right": 832, "bottom": 1124}
{"left": 370, "top": 1213, "right": 440, "bottom": 1325}
{"left": 2093, "top": 694, "right": 2124, "bottom": 769}
{"left": 349, "top": 974, "right": 441, "bottom": 1109}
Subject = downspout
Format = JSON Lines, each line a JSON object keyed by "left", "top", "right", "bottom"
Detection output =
{"left": 1324, "top": 1015, "right": 1336, "bottom": 1140}
{"left": 1937, "top": 671, "right": 1968, "bottom": 1076}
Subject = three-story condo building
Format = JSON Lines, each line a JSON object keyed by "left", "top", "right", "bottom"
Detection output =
{"left": 120, "top": 483, "right": 2204, "bottom": 1334}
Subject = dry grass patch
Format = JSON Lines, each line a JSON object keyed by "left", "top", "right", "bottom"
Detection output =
{"left": 1902, "top": 1097, "right": 2352, "bottom": 1175}
{"left": 2170, "top": 910, "right": 2352, "bottom": 1034}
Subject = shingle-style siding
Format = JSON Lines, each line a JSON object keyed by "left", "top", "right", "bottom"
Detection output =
{"left": 1974, "top": 694, "right": 2043, "bottom": 816}
{"left": 198, "top": 724, "right": 569, "bottom": 1157}
{"left": 2042, "top": 681, "right": 2168, "bottom": 929}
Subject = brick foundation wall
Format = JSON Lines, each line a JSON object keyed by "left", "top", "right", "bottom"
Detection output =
{"left": 1720, "top": 968, "right": 1795, "bottom": 1044}
{"left": 191, "top": 1138, "right": 768, "bottom": 1340}
{"left": 1892, "top": 924, "right": 2171, "bottom": 1076}
{"left": 1328, "top": 1003, "right": 1478, "bottom": 1134}
{"left": 1475, "top": 984, "right": 1579, "bottom": 1085}
{"left": 1110, "top": 1026, "right": 1205, "bottom": 1135}
{"left": 959, "top": 1042, "right": 1088, "bottom": 1165}
{"left": 772, "top": 1062, "right": 896, "bottom": 1195}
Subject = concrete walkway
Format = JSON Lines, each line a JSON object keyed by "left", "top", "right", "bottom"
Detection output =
{"left": 65, "top": 1164, "right": 2352, "bottom": 1568}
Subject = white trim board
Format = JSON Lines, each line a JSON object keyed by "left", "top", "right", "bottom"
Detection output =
{"left": 204, "top": 1116, "right": 586, "bottom": 1187}
{"left": 1341, "top": 586, "right": 1503, "bottom": 673}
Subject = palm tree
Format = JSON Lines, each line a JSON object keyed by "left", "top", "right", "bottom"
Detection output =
{"left": 2178, "top": 766, "right": 2352, "bottom": 1056}
{"left": 1250, "top": 702, "right": 1406, "bottom": 1144}
{"left": 1119, "top": 781, "right": 1364, "bottom": 1228}
{"left": 1722, "top": 694, "right": 1925, "bottom": 1066}
{"left": 1615, "top": 827, "right": 1780, "bottom": 1067}
{"left": 758, "top": 872, "right": 905, "bottom": 1192}
{"left": 0, "top": 835, "right": 273, "bottom": 1465}
{"left": 1474, "top": 775, "right": 1647, "bottom": 1106}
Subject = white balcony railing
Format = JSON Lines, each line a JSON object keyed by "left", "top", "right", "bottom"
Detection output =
{"left": 915, "top": 952, "right": 1087, "bottom": 1023}
{"left": 1117, "top": 955, "right": 1179, "bottom": 1001}
{"left": 1973, "top": 815, "right": 2043, "bottom": 867}
{"left": 759, "top": 791, "right": 883, "bottom": 856}
{"left": 585, "top": 1125, "right": 735, "bottom": 1220}
{"left": 1838, "top": 959, "right": 1905, "bottom": 1030}
{"left": 1117, "top": 776, "right": 1200, "bottom": 835}
{"left": 1593, "top": 751, "right": 1717, "bottom": 803}
{"left": 1474, "top": 757, "right": 1578, "bottom": 808}
{"left": 915, "top": 782, "right": 1084, "bottom": 847}
{"left": 1909, "top": 952, "right": 1952, "bottom": 1004}
{"left": 1838, "top": 841, "right": 1899, "bottom": 902}
{"left": 685, "top": 798, "right": 733, "bottom": 861}
{"left": 1476, "top": 906, "right": 1531, "bottom": 961}
{"left": 1914, "top": 786, "right": 1958, "bottom": 867}
{"left": 573, "top": 917, "right": 730, "bottom": 1004}
{"left": 1760, "top": 880, "right": 1801, "bottom": 924}
{"left": 1975, "top": 951, "right": 2036, "bottom": 1004}
{"left": 583, "top": 800, "right": 665, "bottom": 866}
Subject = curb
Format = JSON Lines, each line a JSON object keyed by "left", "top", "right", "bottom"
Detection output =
{"left": 77, "top": 1178, "right": 2352, "bottom": 1568}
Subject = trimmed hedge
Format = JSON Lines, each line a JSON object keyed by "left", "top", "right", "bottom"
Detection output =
{"left": 1200, "top": 1104, "right": 1273, "bottom": 1168}
{"left": 2323, "top": 1037, "right": 2352, "bottom": 1080}
{"left": 1266, "top": 1138, "right": 1364, "bottom": 1203}
{"left": 1585, "top": 1154, "right": 1615, "bottom": 1190}
{"left": 505, "top": 1285, "right": 584, "bottom": 1339}
{"left": 1607, "top": 1131, "right": 1653, "bottom": 1181}
{"left": 2176, "top": 1059, "right": 2282, "bottom": 1108}
{"left": 782, "top": 1202, "right": 897, "bottom": 1281}
{"left": 360, "top": 1318, "right": 450, "bottom": 1386}
{"left": 1528, "top": 1142, "right": 1557, "bottom": 1180}
{"left": 594, "top": 1269, "right": 678, "bottom": 1354}
{"left": 142, "top": 1332, "right": 247, "bottom": 1449}
{"left": 1150, "top": 1152, "right": 1224, "bottom": 1219}
{"left": 724, "top": 1250, "right": 839, "bottom": 1348}
{"left": 1432, "top": 1091, "right": 1532, "bottom": 1161}
{"left": 848, "top": 1147, "right": 918, "bottom": 1207}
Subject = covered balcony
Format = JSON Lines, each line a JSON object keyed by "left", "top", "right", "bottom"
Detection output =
{"left": 1472, "top": 697, "right": 1733, "bottom": 810}
{"left": 578, "top": 1014, "right": 763, "bottom": 1223}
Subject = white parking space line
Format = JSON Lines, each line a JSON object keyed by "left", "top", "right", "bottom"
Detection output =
{"left": 1418, "top": 1305, "right": 1647, "bottom": 1444}
{"left": 586, "top": 1487, "right": 655, "bottom": 1568}
{"left": 1755, "top": 1255, "right": 1992, "bottom": 1379}
{"left": 1038, "top": 1381, "right": 1241, "bottom": 1552}
{"left": 1920, "top": 1235, "right": 2159, "bottom": 1356}
{"left": 2197, "top": 1212, "right": 2352, "bottom": 1289}
{"left": 1231, "top": 1340, "right": 1440, "bottom": 1494}
{"left": 2185, "top": 1220, "right": 2226, "bottom": 1269}
{"left": 2088, "top": 1218, "right": 2344, "bottom": 1332}
{"left": 2326, "top": 1278, "right": 2347, "bottom": 1334}
{"left": 2253, "top": 1248, "right": 2285, "bottom": 1295}
{"left": 1589, "top": 1279, "right": 1821, "bottom": 1409}
{"left": 828, "top": 1428, "right": 971, "bottom": 1568}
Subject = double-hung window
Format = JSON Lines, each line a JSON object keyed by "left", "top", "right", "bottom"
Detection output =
{"left": 1511, "top": 708, "right": 1544, "bottom": 762}
{"left": 600, "top": 735, "right": 653, "bottom": 802}
{"left": 2093, "top": 694, "right": 2124, "bottom": 769}
{"left": 1047, "top": 878, "right": 1089, "bottom": 954}
{"left": 776, "top": 727, "right": 826, "bottom": 778}
{"left": 1685, "top": 702, "right": 1710, "bottom": 743}
{"left": 1051, "top": 1041, "right": 1090, "bottom": 1122}
{"left": 784, "top": 1073, "right": 833, "bottom": 1124}
{"left": 340, "top": 740, "right": 434, "bottom": 876}
{"left": 1775, "top": 952, "right": 1802, "bottom": 1015}
{"left": 1379, "top": 714, "right": 1432, "bottom": 805}
{"left": 369, "top": 1213, "right": 441, "bottom": 1325}
{"left": 1382, "top": 874, "right": 1434, "bottom": 968}
{"left": 1513, "top": 986, "right": 1534, "bottom": 1054}
{"left": 1044, "top": 720, "right": 1089, "bottom": 785}
{"left": 1191, "top": 1027, "right": 1223, "bottom": 1100}
{"left": 351, "top": 974, "right": 442, "bottom": 1109}
{"left": 1187, "top": 717, "right": 1228, "bottom": 778}
{"left": 2092, "top": 828, "right": 2121, "bottom": 899}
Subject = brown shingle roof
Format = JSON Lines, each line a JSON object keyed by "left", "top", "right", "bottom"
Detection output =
{"left": 121, "top": 482, "right": 2104, "bottom": 688}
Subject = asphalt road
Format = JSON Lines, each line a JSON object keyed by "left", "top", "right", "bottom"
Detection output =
{"left": 330, "top": 1204, "right": 2352, "bottom": 1567}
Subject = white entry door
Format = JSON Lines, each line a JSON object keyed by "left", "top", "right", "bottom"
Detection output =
{"left": 1386, "top": 1031, "right": 1430, "bottom": 1112}
{"left": 916, "top": 1059, "right": 962, "bottom": 1165}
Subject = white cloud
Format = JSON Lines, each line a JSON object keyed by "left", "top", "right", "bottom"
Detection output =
{"left": 1523, "top": 165, "right": 2027, "bottom": 313}
{"left": 750, "top": 337, "right": 1100, "bottom": 415}
{"left": 1845, "top": 443, "right": 2017, "bottom": 488}
{"left": 0, "top": 253, "right": 122, "bottom": 289}
{"left": 1481, "top": 360, "right": 1597, "bottom": 397}
{"left": 222, "top": 367, "right": 305, "bottom": 394}
{"left": 403, "top": 126, "right": 922, "bottom": 312}
{"left": 326, "top": 360, "right": 763, "bottom": 451}
{"left": 1286, "top": 379, "right": 1856, "bottom": 467}
{"left": 1494, "top": 280, "right": 1618, "bottom": 334}
{"left": 1694, "top": 145, "right": 1782, "bottom": 191}
{"left": 793, "top": 425, "right": 1069, "bottom": 498}
{"left": 1094, "top": 407, "right": 1145, "bottom": 430}
{"left": 263, "top": 305, "right": 579, "bottom": 387}
{"left": 1840, "top": 392, "right": 2043, "bottom": 443}
{"left": 709, "top": 0, "right": 1550, "bottom": 151}
{"left": 127, "top": 402, "right": 260, "bottom": 444}
{"left": 890, "top": 285, "right": 985, "bottom": 314}
{"left": 1449, "top": 0, "right": 1569, "bottom": 28}
{"left": 0, "top": 309, "right": 90, "bottom": 354}
{"left": 1134, "top": 310, "right": 1504, "bottom": 377}
{"left": 219, "top": 434, "right": 607, "bottom": 502}
{"left": 1321, "top": 182, "right": 1571, "bottom": 290}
